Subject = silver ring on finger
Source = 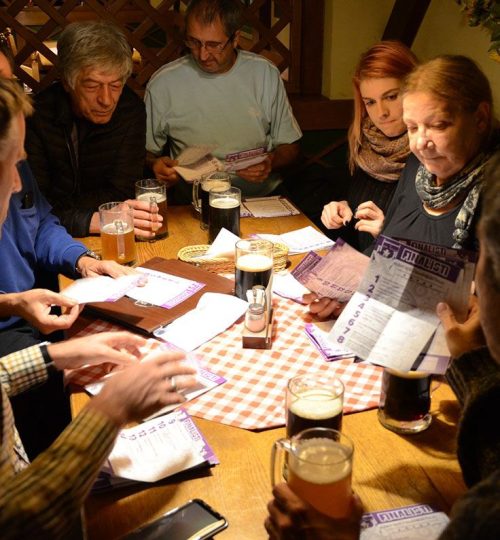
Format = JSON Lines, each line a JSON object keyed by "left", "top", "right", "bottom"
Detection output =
{"left": 170, "top": 376, "right": 177, "bottom": 392}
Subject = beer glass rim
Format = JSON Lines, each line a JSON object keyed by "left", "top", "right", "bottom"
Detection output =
{"left": 287, "top": 374, "right": 345, "bottom": 400}
{"left": 384, "top": 367, "right": 431, "bottom": 379}
{"left": 235, "top": 238, "right": 274, "bottom": 252}
{"left": 209, "top": 186, "right": 241, "bottom": 197}
{"left": 135, "top": 178, "right": 165, "bottom": 190}
{"left": 290, "top": 427, "right": 354, "bottom": 463}
{"left": 98, "top": 201, "right": 132, "bottom": 213}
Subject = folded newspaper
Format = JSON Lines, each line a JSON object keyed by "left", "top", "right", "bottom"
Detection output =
{"left": 92, "top": 408, "right": 218, "bottom": 492}
{"left": 328, "top": 236, "right": 476, "bottom": 372}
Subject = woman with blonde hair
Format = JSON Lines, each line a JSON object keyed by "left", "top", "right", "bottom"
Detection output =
{"left": 308, "top": 55, "right": 498, "bottom": 319}
{"left": 321, "top": 41, "right": 418, "bottom": 252}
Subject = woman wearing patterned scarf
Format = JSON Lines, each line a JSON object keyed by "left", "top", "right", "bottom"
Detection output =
{"left": 307, "top": 55, "right": 498, "bottom": 321}
{"left": 321, "top": 41, "right": 418, "bottom": 252}
{"left": 382, "top": 55, "right": 498, "bottom": 250}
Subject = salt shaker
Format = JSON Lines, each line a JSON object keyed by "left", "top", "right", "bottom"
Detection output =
{"left": 245, "top": 302, "right": 266, "bottom": 333}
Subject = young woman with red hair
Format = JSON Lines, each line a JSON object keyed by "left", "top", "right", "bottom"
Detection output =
{"left": 321, "top": 41, "right": 418, "bottom": 252}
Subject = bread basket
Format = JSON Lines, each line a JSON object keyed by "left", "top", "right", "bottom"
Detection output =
{"left": 177, "top": 242, "right": 289, "bottom": 274}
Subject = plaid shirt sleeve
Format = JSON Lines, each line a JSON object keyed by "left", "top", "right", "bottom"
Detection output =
{"left": 0, "top": 345, "right": 48, "bottom": 398}
{"left": 0, "top": 346, "right": 119, "bottom": 539}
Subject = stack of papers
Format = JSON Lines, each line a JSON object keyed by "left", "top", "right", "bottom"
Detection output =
{"left": 241, "top": 196, "right": 300, "bottom": 218}
{"left": 93, "top": 409, "right": 218, "bottom": 491}
{"left": 255, "top": 226, "right": 334, "bottom": 254}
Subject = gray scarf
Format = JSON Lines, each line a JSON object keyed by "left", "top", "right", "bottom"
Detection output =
{"left": 415, "top": 148, "right": 495, "bottom": 249}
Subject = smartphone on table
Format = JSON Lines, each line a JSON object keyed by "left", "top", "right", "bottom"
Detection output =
{"left": 124, "top": 498, "right": 228, "bottom": 539}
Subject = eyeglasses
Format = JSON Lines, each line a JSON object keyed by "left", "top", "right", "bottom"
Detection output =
{"left": 184, "top": 33, "right": 234, "bottom": 53}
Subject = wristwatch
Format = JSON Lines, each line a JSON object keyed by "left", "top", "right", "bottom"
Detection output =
{"left": 75, "top": 249, "right": 101, "bottom": 275}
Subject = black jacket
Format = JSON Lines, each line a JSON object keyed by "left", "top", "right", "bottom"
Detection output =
{"left": 439, "top": 348, "right": 500, "bottom": 539}
{"left": 26, "top": 82, "right": 146, "bottom": 237}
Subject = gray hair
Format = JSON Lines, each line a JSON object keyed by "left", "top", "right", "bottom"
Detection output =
{"left": 57, "top": 21, "right": 133, "bottom": 89}
{"left": 480, "top": 151, "right": 500, "bottom": 292}
{"left": 0, "top": 78, "right": 32, "bottom": 161}
{"left": 186, "top": 0, "right": 243, "bottom": 38}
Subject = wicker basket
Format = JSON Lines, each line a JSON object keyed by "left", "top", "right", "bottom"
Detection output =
{"left": 177, "top": 242, "right": 289, "bottom": 274}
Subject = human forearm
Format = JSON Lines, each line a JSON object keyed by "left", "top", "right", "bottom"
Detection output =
{"left": 0, "top": 407, "right": 118, "bottom": 539}
{"left": 270, "top": 142, "right": 300, "bottom": 172}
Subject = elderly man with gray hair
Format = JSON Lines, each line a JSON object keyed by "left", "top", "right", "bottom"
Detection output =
{"left": 26, "top": 21, "right": 158, "bottom": 237}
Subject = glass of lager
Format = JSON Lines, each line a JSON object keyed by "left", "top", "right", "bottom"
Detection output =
{"left": 378, "top": 368, "right": 434, "bottom": 434}
{"left": 208, "top": 186, "right": 241, "bottom": 243}
{"left": 99, "top": 202, "right": 136, "bottom": 265}
{"left": 135, "top": 179, "right": 168, "bottom": 240}
{"left": 192, "top": 172, "right": 231, "bottom": 230}
{"left": 286, "top": 374, "right": 344, "bottom": 438}
{"left": 234, "top": 239, "right": 273, "bottom": 300}
{"left": 271, "top": 427, "right": 354, "bottom": 519}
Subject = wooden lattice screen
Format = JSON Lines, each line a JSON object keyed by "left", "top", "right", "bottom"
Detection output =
{"left": 0, "top": 0, "right": 303, "bottom": 96}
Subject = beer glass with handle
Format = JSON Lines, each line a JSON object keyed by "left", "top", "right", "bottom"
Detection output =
{"left": 271, "top": 427, "right": 354, "bottom": 519}
{"left": 99, "top": 202, "right": 136, "bottom": 265}
{"left": 378, "top": 367, "right": 439, "bottom": 434}
{"left": 286, "top": 374, "right": 345, "bottom": 438}
{"left": 192, "top": 172, "right": 231, "bottom": 230}
{"left": 208, "top": 186, "right": 241, "bottom": 243}
{"left": 135, "top": 179, "right": 168, "bottom": 240}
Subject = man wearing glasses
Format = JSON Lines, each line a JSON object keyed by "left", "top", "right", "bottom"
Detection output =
{"left": 145, "top": 0, "right": 302, "bottom": 203}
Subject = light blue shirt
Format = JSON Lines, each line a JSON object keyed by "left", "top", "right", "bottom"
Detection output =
{"left": 145, "top": 50, "right": 302, "bottom": 197}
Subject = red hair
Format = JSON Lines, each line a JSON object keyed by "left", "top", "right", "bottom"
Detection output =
{"left": 348, "top": 41, "right": 418, "bottom": 174}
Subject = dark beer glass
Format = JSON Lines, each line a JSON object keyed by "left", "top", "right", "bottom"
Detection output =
{"left": 378, "top": 368, "right": 432, "bottom": 434}
{"left": 286, "top": 375, "right": 345, "bottom": 439}
{"left": 192, "top": 172, "right": 231, "bottom": 230}
{"left": 208, "top": 186, "right": 241, "bottom": 243}
{"left": 234, "top": 239, "right": 274, "bottom": 300}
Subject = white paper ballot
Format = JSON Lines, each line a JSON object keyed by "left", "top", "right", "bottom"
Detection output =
{"left": 328, "top": 236, "right": 469, "bottom": 371}
{"left": 360, "top": 504, "right": 449, "bottom": 539}
{"left": 104, "top": 409, "right": 218, "bottom": 483}
{"left": 256, "top": 226, "right": 334, "bottom": 254}
{"left": 62, "top": 274, "right": 143, "bottom": 304}
{"left": 126, "top": 267, "right": 204, "bottom": 308}
{"left": 154, "top": 293, "right": 248, "bottom": 351}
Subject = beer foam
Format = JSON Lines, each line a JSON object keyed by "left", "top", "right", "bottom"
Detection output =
{"left": 386, "top": 368, "right": 430, "bottom": 379}
{"left": 236, "top": 253, "right": 273, "bottom": 272}
{"left": 202, "top": 180, "right": 228, "bottom": 192}
{"left": 210, "top": 197, "right": 240, "bottom": 209}
{"left": 101, "top": 222, "right": 133, "bottom": 234}
{"left": 137, "top": 192, "right": 166, "bottom": 204}
{"left": 291, "top": 439, "right": 351, "bottom": 484}
{"left": 290, "top": 390, "right": 343, "bottom": 420}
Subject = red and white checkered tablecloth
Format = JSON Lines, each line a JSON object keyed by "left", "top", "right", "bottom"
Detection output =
{"left": 67, "top": 297, "right": 382, "bottom": 430}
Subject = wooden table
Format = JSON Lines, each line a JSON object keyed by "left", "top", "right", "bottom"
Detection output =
{"left": 71, "top": 206, "right": 466, "bottom": 539}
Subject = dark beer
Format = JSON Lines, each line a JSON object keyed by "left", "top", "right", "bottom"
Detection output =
{"left": 380, "top": 369, "right": 431, "bottom": 421}
{"left": 235, "top": 253, "right": 273, "bottom": 300}
{"left": 201, "top": 180, "right": 230, "bottom": 229}
{"left": 208, "top": 196, "right": 240, "bottom": 243}
{"left": 286, "top": 389, "right": 343, "bottom": 438}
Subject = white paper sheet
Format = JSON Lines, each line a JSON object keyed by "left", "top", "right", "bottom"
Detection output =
{"left": 103, "top": 409, "right": 217, "bottom": 483}
{"left": 153, "top": 293, "right": 248, "bottom": 351}
{"left": 62, "top": 274, "right": 143, "bottom": 304}
{"left": 328, "top": 236, "right": 470, "bottom": 371}
{"left": 256, "top": 226, "right": 334, "bottom": 254}
{"left": 126, "top": 267, "right": 205, "bottom": 308}
{"left": 272, "top": 271, "right": 310, "bottom": 303}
